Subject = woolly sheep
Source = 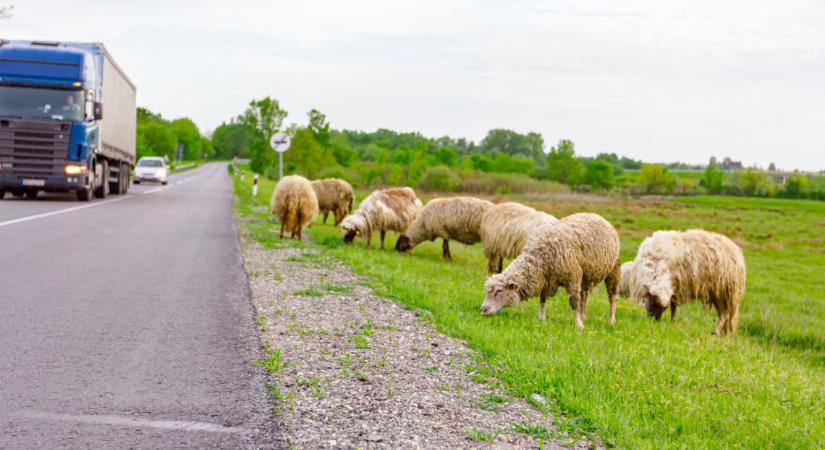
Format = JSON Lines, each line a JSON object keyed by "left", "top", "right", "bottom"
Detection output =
{"left": 271, "top": 175, "right": 319, "bottom": 240}
{"left": 622, "top": 229, "right": 746, "bottom": 336}
{"left": 480, "top": 213, "right": 621, "bottom": 329}
{"left": 479, "top": 202, "right": 558, "bottom": 273}
{"left": 311, "top": 178, "right": 354, "bottom": 226}
{"left": 395, "top": 196, "right": 494, "bottom": 260}
{"left": 340, "top": 187, "right": 423, "bottom": 249}
{"left": 619, "top": 261, "right": 635, "bottom": 298}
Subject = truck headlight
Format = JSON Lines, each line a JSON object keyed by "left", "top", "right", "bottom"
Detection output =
{"left": 65, "top": 165, "right": 87, "bottom": 175}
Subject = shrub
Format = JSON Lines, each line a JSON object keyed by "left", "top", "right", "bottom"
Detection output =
{"left": 585, "top": 159, "right": 615, "bottom": 190}
{"left": 638, "top": 164, "right": 674, "bottom": 194}
{"left": 418, "top": 165, "right": 460, "bottom": 191}
{"left": 457, "top": 171, "right": 568, "bottom": 195}
{"left": 701, "top": 165, "right": 725, "bottom": 194}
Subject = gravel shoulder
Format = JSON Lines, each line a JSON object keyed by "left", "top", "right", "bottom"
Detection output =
{"left": 240, "top": 229, "right": 597, "bottom": 449}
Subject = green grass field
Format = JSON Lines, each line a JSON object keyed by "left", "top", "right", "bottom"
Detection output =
{"left": 232, "top": 166, "right": 825, "bottom": 449}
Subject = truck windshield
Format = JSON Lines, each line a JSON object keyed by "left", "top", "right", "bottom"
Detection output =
{"left": 0, "top": 85, "right": 84, "bottom": 122}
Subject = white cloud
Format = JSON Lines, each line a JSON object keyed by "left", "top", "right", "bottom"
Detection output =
{"left": 2, "top": 0, "right": 824, "bottom": 169}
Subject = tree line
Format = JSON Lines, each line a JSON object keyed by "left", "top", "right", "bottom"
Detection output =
{"left": 135, "top": 98, "right": 825, "bottom": 201}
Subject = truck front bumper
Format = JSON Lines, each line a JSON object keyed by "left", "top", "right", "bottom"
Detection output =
{"left": 0, "top": 172, "right": 88, "bottom": 192}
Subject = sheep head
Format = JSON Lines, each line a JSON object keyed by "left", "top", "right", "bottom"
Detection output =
{"left": 395, "top": 235, "right": 412, "bottom": 252}
{"left": 480, "top": 274, "right": 521, "bottom": 316}
{"left": 340, "top": 215, "right": 366, "bottom": 244}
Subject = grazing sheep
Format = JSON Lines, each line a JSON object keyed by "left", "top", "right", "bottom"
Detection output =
{"left": 340, "top": 187, "right": 423, "bottom": 249}
{"left": 480, "top": 213, "right": 621, "bottom": 329}
{"left": 311, "top": 178, "right": 354, "bottom": 226}
{"left": 271, "top": 175, "right": 319, "bottom": 240}
{"left": 619, "top": 261, "right": 635, "bottom": 298}
{"left": 395, "top": 196, "right": 494, "bottom": 260}
{"left": 479, "top": 202, "right": 558, "bottom": 273}
{"left": 623, "top": 230, "right": 746, "bottom": 336}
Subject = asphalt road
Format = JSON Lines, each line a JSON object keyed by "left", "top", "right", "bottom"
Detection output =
{"left": 0, "top": 163, "right": 281, "bottom": 448}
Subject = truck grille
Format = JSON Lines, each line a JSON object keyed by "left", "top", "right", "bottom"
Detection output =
{"left": 0, "top": 118, "right": 71, "bottom": 177}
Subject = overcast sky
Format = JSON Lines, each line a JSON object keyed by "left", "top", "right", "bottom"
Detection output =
{"left": 2, "top": 0, "right": 824, "bottom": 170}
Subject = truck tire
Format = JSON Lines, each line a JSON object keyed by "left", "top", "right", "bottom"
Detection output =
{"left": 94, "top": 160, "right": 109, "bottom": 199}
{"left": 24, "top": 190, "right": 38, "bottom": 199}
{"left": 109, "top": 162, "right": 125, "bottom": 195}
{"left": 123, "top": 169, "right": 130, "bottom": 193}
{"left": 77, "top": 171, "right": 94, "bottom": 201}
{"left": 0, "top": 189, "right": 5, "bottom": 199}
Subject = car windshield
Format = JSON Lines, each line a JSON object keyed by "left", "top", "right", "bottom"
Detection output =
{"left": 137, "top": 159, "right": 163, "bottom": 168}
{"left": 0, "top": 85, "right": 85, "bottom": 121}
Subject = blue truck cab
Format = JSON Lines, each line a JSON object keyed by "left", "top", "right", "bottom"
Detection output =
{"left": 0, "top": 40, "right": 136, "bottom": 201}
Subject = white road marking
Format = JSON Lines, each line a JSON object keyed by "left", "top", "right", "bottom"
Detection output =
{"left": 0, "top": 195, "right": 132, "bottom": 229}
{"left": 17, "top": 411, "right": 243, "bottom": 434}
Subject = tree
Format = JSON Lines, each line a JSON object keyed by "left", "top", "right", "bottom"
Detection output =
{"left": 546, "top": 139, "right": 582, "bottom": 185}
{"left": 768, "top": 162, "right": 777, "bottom": 171}
{"left": 211, "top": 122, "right": 261, "bottom": 159}
{"left": 171, "top": 118, "right": 202, "bottom": 160}
{"left": 479, "top": 129, "right": 545, "bottom": 162}
{"left": 308, "top": 108, "right": 330, "bottom": 148}
{"left": 241, "top": 97, "right": 287, "bottom": 173}
{"left": 282, "top": 128, "right": 337, "bottom": 179}
{"left": 585, "top": 159, "right": 615, "bottom": 190}
{"left": 433, "top": 147, "right": 457, "bottom": 167}
{"left": 709, "top": 156, "right": 718, "bottom": 167}
{"left": 783, "top": 175, "right": 809, "bottom": 198}
{"left": 701, "top": 164, "right": 724, "bottom": 194}
{"left": 740, "top": 169, "right": 769, "bottom": 196}
{"left": 0, "top": 5, "right": 13, "bottom": 19}
{"left": 638, "top": 164, "right": 673, "bottom": 194}
{"left": 140, "top": 121, "right": 178, "bottom": 159}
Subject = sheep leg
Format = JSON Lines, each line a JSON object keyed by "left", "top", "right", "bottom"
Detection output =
{"left": 380, "top": 230, "right": 386, "bottom": 250}
{"left": 539, "top": 293, "right": 547, "bottom": 321}
{"left": 322, "top": 211, "right": 329, "bottom": 224}
{"left": 442, "top": 239, "right": 452, "bottom": 260}
{"left": 365, "top": 232, "right": 372, "bottom": 248}
{"left": 486, "top": 256, "right": 496, "bottom": 274}
{"left": 712, "top": 307, "right": 728, "bottom": 336}
{"left": 279, "top": 221, "right": 285, "bottom": 239}
{"left": 497, "top": 256, "right": 504, "bottom": 273}
{"left": 580, "top": 290, "right": 589, "bottom": 321}
{"left": 670, "top": 303, "right": 677, "bottom": 322}
{"left": 606, "top": 263, "right": 619, "bottom": 325}
{"left": 568, "top": 284, "right": 584, "bottom": 329}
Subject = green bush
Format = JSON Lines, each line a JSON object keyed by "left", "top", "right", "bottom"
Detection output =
{"left": 418, "top": 165, "right": 460, "bottom": 191}
{"left": 458, "top": 171, "right": 568, "bottom": 195}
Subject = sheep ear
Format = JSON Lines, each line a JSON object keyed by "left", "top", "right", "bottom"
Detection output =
{"left": 507, "top": 281, "right": 519, "bottom": 291}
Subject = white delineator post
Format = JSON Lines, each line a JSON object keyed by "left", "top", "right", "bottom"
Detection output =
{"left": 252, "top": 174, "right": 259, "bottom": 197}
{"left": 269, "top": 133, "right": 291, "bottom": 180}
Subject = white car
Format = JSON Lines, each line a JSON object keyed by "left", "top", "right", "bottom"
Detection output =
{"left": 133, "top": 157, "right": 169, "bottom": 185}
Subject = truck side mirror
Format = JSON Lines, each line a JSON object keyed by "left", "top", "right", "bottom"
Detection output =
{"left": 94, "top": 102, "right": 103, "bottom": 120}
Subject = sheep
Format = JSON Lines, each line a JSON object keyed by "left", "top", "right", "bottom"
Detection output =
{"left": 479, "top": 202, "right": 558, "bottom": 273}
{"left": 311, "top": 178, "right": 354, "bottom": 226}
{"left": 270, "top": 175, "right": 319, "bottom": 240}
{"left": 480, "top": 213, "right": 621, "bottom": 329}
{"left": 622, "top": 229, "right": 746, "bottom": 336}
{"left": 395, "top": 196, "right": 494, "bottom": 260}
{"left": 340, "top": 187, "right": 423, "bottom": 249}
{"left": 619, "top": 261, "right": 635, "bottom": 298}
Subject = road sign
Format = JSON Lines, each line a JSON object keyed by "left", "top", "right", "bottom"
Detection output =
{"left": 270, "top": 133, "right": 291, "bottom": 153}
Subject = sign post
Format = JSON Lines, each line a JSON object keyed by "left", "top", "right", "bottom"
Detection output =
{"left": 269, "top": 133, "right": 291, "bottom": 180}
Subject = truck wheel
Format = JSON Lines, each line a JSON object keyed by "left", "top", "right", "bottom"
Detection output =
{"left": 94, "top": 160, "right": 109, "bottom": 199}
{"left": 24, "top": 190, "right": 38, "bottom": 199}
{"left": 109, "top": 162, "right": 126, "bottom": 195}
{"left": 77, "top": 171, "right": 94, "bottom": 201}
